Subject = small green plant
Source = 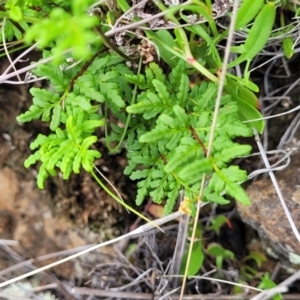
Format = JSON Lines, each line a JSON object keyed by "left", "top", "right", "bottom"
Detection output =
{"left": 1, "top": 0, "right": 297, "bottom": 297}
{"left": 257, "top": 273, "right": 282, "bottom": 300}
{"left": 16, "top": 55, "right": 253, "bottom": 214}
{"left": 6, "top": 0, "right": 297, "bottom": 216}
{"left": 180, "top": 225, "right": 204, "bottom": 276}
{"left": 206, "top": 242, "right": 235, "bottom": 269}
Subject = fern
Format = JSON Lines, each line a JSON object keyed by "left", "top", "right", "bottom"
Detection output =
{"left": 18, "top": 51, "right": 132, "bottom": 188}
{"left": 25, "top": 109, "right": 103, "bottom": 188}
{"left": 125, "top": 61, "right": 253, "bottom": 214}
{"left": 17, "top": 51, "right": 253, "bottom": 215}
{"left": 0, "top": 19, "right": 30, "bottom": 43}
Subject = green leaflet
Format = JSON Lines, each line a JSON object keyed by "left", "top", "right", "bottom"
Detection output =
{"left": 126, "top": 62, "right": 189, "bottom": 119}
{"left": 283, "top": 36, "right": 294, "bottom": 59}
{"left": 17, "top": 88, "right": 61, "bottom": 125}
{"left": 205, "top": 166, "right": 250, "bottom": 205}
{"left": 33, "top": 62, "right": 72, "bottom": 93}
{"left": 25, "top": 113, "right": 102, "bottom": 188}
{"left": 126, "top": 91, "right": 172, "bottom": 119}
{"left": 164, "top": 137, "right": 204, "bottom": 173}
{"left": 178, "top": 158, "right": 213, "bottom": 184}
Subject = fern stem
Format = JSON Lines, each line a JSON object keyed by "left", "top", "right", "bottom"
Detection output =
{"left": 60, "top": 50, "right": 105, "bottom": 108}
{"left": 189, "top": 125, "right": 207, "bottom": 154}
{"left": 105, "top": 57, "right": 143, "bottom": 153}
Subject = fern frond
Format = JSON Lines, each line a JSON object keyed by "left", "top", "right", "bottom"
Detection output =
{"left": 176, "top": 74, "right": 190, "bottom": 106}
{"left": 169, "top": 60, "right": 186, "bottom": 89}
{"left": 164, "top": 137, "right": 204, "bottom": 173}
{"left": 125, "top": 62, "right": 253, "bottom": 212}
{"left": 23, "top": 108, "right": 102, "bottom": 188}
{"left": 140, "top": 105, "right": 190, "bottom": 150}
{"left": 33, "top": 63, "right": 74, "bottom": 93}
{"left": 127, "top": 91, "right": 172, "bottom": 119}
{"left": 204, "top": 166, "right": 250, "bottom": 205}
{"left": 146, "top": 62, "right": 166, "bottom": 84}
{"left": 125, "top": 74, "right": 149, "bottom": 89}
{"left": 0, "top": 19, "right": 29, "bottom": 42}
{"left": 73, "top": 74, "right": 104, "bottom": 103}
{"left": 17, "top": 88, "right": 61, "bottom": 128}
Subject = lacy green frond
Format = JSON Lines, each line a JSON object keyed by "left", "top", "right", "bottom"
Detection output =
{"left": 25, "top": 113, "right": 102, "bottom": 188}
{"left": 18, "top": 52, "right": 132, "bottom": 188}
{"left": 125, "top": 62, "right": 253, "bottom": 213}
{"left": 204, "top": 166, "right": 250, "bottom": 205}
{"left": 127, "top": 91, "right": 173, "bottom": 119}
{"left": 164, "top": 137, "right": 203, "bottom": 173}
{"left": 33, "top": 61, "right": 75, "bottom": 93}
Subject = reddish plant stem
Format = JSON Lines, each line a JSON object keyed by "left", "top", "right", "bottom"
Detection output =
{"left": 189, "top": 125, "right": 207, "bottom": 155}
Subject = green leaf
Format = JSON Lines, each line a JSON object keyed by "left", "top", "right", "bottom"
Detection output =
{"left": 17, "top": 88, "right": 61, "bottom": 123}
{"left": 50, "top": 105, "right": 62, "bottom": 130}
{"left": 207, "top": 243, "right": 234, "bottom": 269}
{"left": 214, "top": 144, "right": 252, "bottom": 163}
{"left": 235, "top": 0, "right": 264, "bottom": 29}
{"left": 257, "top": 273, "right": 282, "bottom": 300}
{"left": 228, "top": 2, "right": 276, "bottom": 67}
{"left": 282, "top": 36, "right": 294, "bottom": 59}
{"left": 225, "top": 181, "right": 250, "bottom": 205}
{"left": 180, "top": 241, "right": 204, "bottom": 276}
{"left": 152, "top": 79, "right": 170, "bottom": 103}
{"left": 17, "top": 105, "right": 43, "bottom": 122}
{"left": 24, "top": 151, "right": 41, "bottom": 168}
{"left": 25, "top": 7, "right": 98, "bottom": 59}
{"left": 179, "top": 158, "right": 213, "bottom": 184}
{"left": 176, "top": 74, "right": 190, "bottom": 106}
{"left": 165, "top": 137, "right": 203, "bottom": 173}
{"left": 100, "top": 82, "right": 125, "bottom": 108}
{"left": 146, "top": 30, "right": 180, "bottom": 68}
{"left": 74, "top": 73, "right": 104, "bottom": 102}
{"left": 169, "top": 59, "right": 186, "bottom": 88}
{"left": 221, "top": 165, "right": 248, "bottom": 183}
{"left": 136, "top": 179, "right": 149, "bottom": 205}
{"left": 130, "top": 169, "right": 151, "bottom": 180}
{"left": 243, "top": 252, "right": 267, "bottom": 268}
{"left": 206, "top": 215, "right": 228, "bottom": 235}
{"left": 80, "top": 120, "right": 104, "bottom": 133}
{"left": 203, "top": 191, "right": 230, "bottom": 205}
{"left": 127, "top": 91, "right": 172, "bottom": 119}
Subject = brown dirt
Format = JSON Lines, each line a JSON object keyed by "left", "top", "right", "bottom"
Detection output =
{"left": 0, "top": 87, "right": 125, "bottom": 280}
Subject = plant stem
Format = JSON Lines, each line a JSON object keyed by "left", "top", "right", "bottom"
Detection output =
{"left": 153, "top": 0, "right": 219, "bottom": 82}
{"left": 105, "top": 56, "right": 143, "bottom": 153}
{"left": 91, "top": 169, "right": 163, "bottom": 232}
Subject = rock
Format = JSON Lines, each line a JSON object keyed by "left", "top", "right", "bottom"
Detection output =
{"left": 237, "top": 153, "right": 300, "bottom": 270}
